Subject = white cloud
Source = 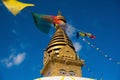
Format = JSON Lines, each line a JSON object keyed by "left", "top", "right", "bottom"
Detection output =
{"left": 65, "top": 24, "right": 82, "bottom": 52}
{"left": 13, "top": 53, "right": 26, "bottom": 65}
{"left": 1, "top": 52, "right": 26, "bottom": 68}
{"left": 66, "top": 23, "right": 76, "bottom": 37}
{"left": 73, "top": 42, "right": 82, "bottom": 52}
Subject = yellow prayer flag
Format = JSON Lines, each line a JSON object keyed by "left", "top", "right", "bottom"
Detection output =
{"left": 79, "top": 32, "right": 86, "bottom": 37}
{"left": 2, "top": 0, "right": 35, "bottom": 16}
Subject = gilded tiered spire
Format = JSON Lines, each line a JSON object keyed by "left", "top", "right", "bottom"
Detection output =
{"left": 46, "top": 27, "right": 75, "bottom": 56}
{"left": 41, "top": 12, "right": 84, "bottom": 77}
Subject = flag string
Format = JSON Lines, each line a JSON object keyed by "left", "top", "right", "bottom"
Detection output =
{"left": 79, "top": 37, "right": 120, "bottom": 65}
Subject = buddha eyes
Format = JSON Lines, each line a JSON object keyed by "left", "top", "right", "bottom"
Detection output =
{"left": 69, "top": 71, "right": 75, "bottom": 76}
{"left": 59, "top": 69, "right": 66, "bottom": 74}
{"left": 59, "top": 69, "right": 75, "bottom": 76}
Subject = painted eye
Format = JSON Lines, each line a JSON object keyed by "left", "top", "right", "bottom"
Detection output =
{"left": 59, "top": 69, "right": 66, "bottom": 75}
{"left": 69, "top": 71, "right": 75, "bottom": 76}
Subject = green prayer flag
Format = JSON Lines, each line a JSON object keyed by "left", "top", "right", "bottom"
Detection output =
{"left": 32, "top": 12, "right": 52, "bottom": 34}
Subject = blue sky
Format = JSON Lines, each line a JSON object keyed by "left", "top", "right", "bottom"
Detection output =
{"left": 0, "top": 0, "right": 120, "bottom": 80}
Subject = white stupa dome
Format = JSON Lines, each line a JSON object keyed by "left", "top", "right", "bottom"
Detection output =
{"left": 34, "top": 76, "right": 95, "bottom": 80}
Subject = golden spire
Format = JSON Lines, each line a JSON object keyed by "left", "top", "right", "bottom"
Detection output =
{"left": 46, "top": 27, "right": 75, "bottom": 56}
{"left": 41, "top": 12, "right": 84, "bottom": 77}
{"left": 46, "top": 11, "right": 72, "bottom": 55}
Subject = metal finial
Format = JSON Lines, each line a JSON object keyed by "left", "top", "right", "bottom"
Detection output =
{"left": 58, "top": 11, "right": 62, "bottom": 15}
